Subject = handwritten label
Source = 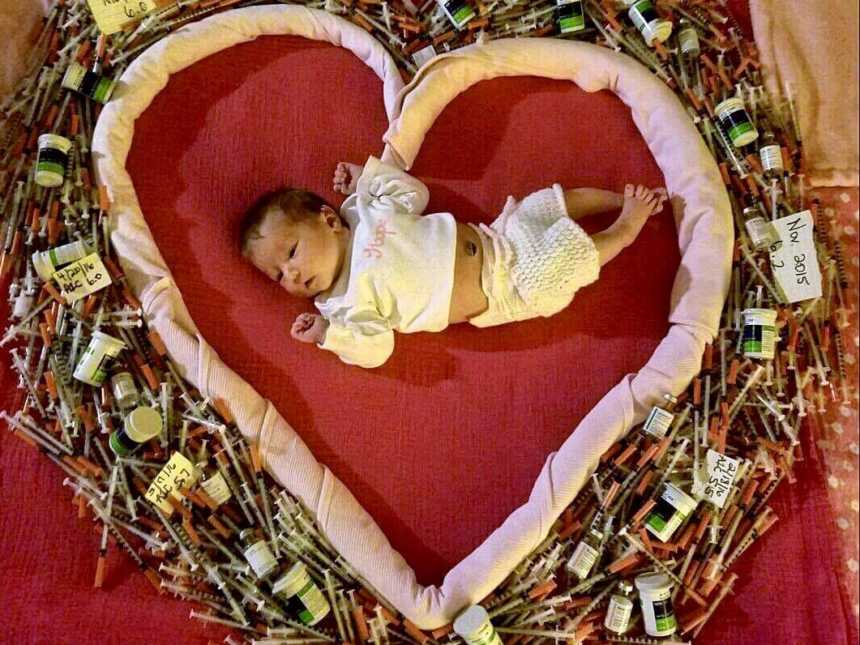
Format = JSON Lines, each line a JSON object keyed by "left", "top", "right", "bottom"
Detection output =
{"left": 145, "top": 452, "right": 199, "bottom": 513}
{"left": 52, "top": 253, "right": 112, "bottom": 304}
{"left": 769, "top": 211, "right": 823, "bottom": 303}
{"left": 86, "top": 0, "right": 159, "bottom": 35}
{"left": 693, "top": 449, "right": 740, "bottom": 508}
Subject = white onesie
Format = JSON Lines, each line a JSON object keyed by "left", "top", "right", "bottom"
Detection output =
{"left": 314, "top": 157, "right": 457, "bottom": 368}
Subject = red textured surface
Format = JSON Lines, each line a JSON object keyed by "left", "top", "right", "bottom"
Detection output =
{"left": 1, "top": 4, "right": 856, "bottom": 643}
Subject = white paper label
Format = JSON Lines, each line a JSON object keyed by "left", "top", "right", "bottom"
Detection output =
{"left": 769, "top": 211, "right": 823, "bottom": 303}
{"left": 52, "top": 253, "right": 112, "bottom": 304}
{"left": 86, "top": 0, "right": 159, "bottom": 35}
{"left": 145, "top": 452, "right": 199, "bottom": 513}
{"left": 693, "top": 449, "right": 740, "bottom": 508}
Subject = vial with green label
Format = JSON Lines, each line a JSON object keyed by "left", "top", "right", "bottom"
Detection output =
{"left": 108, "top": 406, "right": 163, "bottom": 457}
{"left": 715, "top": 96, "right": 759, "bottom": 147}
{"left": 644, "top": 482, "right": 698, "bottom": 542}
{"left": 625, "top": 0, "right": 672, "bottom": 46}
{"left": 635, "top": 573, "right": 677, "bottom": 637}
{"left": 35, "top": 134, "right": 73, "bottom": 188}
{"left": 557, "top": 1, "right": 586, "bottom": 34}
{"left": 437, "top": 0, "right": 475, "bottom": 30}
{"left": 272, "top": 562, "right": 331, "bottom": 626}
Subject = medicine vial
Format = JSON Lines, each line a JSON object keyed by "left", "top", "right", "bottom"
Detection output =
{"left": 35, "top": 134, "right": 73, "bottom": 188}
{"left": 437, "top": 0, "right": 475, "bottom": 30}
{"left": 240, "top": 529, "right": 278, "bottom": 579}
{"left": 557, "top": 1, "right": 586, "bottom": 34}
{"left": 759, "top": 130, "right": 784, "bottom": 179}
{"left": 61, "top": 61, "right": 116, "bottom": 104}
{"left": 625, "top": 0, "right": 672, "bottom": 47}
{"left": 453, "top": 604, "right": 503, "bottom": 645}
{"left": 677, "top": 18, "right": 700, "bottom": 56}
{"left": 272, "top": 562, "right": 332, "bottom": 626}
{"left": 566, "top": 509, "right": 606, "bottom": 579}
{"left": 642, "top": 394, "right": 678, "bottom": 439}
{"left": 715, "top": 96, "right": 759, "bottom": 147}
{"left": 741, "top": 308, "right": 778, "bottom": 360}
{"left": 109, "top": 406, "right": 163, "bottom": 457}
{"left": 743, "top": 205, "right": 779, "bottom": 250}
{"left": 635, "top": 573, "right": 677, "bottom": 637}
{"left": 31, "top": 240, "right": 90, "bottom": 281}
{"left": 644, "top": 482, "right": 698, "bottom": 542}
{"left": 73, "top": 331, "right": 126, "bottom": 386}
{"left": 110, "top": 371, "right": 139, "bottom": 410}
{"left": 200, "top": 469, "right": 232, "bottom": 507}
{"left": 604, "top": 581, "right": 634, "bottom": 634}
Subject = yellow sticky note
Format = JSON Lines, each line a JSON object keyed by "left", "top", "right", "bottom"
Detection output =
{"left": 52, "top": 253, "right": 112, "bottom": 304}
{"left": 145, "top": 452, "right": 199, "bottom": 514}
{"left": 85, "top": 0, "right": 159, "bottom": 35}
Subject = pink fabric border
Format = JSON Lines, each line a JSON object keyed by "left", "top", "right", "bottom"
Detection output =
{"left": 93, "top": 9, "right": 732, "bottom": 628}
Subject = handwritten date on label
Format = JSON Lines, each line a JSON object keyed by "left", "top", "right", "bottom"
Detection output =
{"left": 52, "top": 253, "right": 113, "bottom": 304}
{"left": 86, "top": 0, "right": 159, "bottom": 34}
{"left": 769, "top": 210, "right": 823, "bottom": 303}
{"left": 693, "top": 449, "right": 741, "bottom": 508}
{"left": 145, "top": 452, "right": 199, "bottom": 514}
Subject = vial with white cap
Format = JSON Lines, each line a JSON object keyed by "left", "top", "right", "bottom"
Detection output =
{"left": 73, "top": 331, "right": 126, "bottom": 386}
{"left": 271, "top": 561, "right": 331, "bottom": 626}
{"left": 635, "top": 573, "right": 677, "bottom": 637}
{"left": 31, "top": 240, "right": 90, "bottom": 282}
{"left": 109, "top": 406, "right": 163, "bottom": 457}
{"left": 625, "top": 1, "right": 672, "bottom": 46}
{"left": 35, "top": 134, "right": 72, "bottom": 188}
{"left": 453, "top": 605, "right": 503, "bottom": 645}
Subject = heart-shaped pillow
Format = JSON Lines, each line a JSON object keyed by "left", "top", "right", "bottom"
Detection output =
{"left": 93, "top": 5, "right": 732, "bottom": 628}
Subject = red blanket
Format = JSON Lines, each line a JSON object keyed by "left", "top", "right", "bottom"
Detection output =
{"left": 1, "top": 4, "right": 856, "bottom": 643}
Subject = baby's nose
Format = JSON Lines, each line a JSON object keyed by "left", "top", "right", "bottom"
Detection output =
{"left": 287, "top": 267, "right": 301, "bottom": 283}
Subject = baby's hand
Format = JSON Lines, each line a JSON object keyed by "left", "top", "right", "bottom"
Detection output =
{"left": 291, "top": 313, "right": 328, "bottom": 344}
{"left": 333, "top": 162, "right": 362, "bottom": 195}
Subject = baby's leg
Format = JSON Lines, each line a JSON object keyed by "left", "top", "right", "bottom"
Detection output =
{"left": 591, "top": 184, "right": 664, "bottom": 266}
{"left": 563, "top": 187, "right": 625, "bottom": 219}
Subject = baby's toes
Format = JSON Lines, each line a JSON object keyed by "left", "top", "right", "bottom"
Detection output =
{"left": 625, "top": 183, "right": 634, "bottom": 198}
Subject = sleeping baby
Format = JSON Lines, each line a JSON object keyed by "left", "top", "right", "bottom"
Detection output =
{"left": 240, "top": 156, "right": 667, "bottom": 368}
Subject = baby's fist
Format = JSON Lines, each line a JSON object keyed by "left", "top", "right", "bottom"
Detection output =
{"left": 291, "top": 313, "right": 328, "bottom": 344}
{"left": 333, "top": 162, "right": 362, "bottom": 195}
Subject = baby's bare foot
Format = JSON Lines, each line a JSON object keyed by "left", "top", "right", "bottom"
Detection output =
{"left": 619, "top": 184, "right": 661, "bottom": 226}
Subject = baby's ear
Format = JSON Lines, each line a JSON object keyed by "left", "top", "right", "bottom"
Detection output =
{"left": 321, "top": 205, "right": 342, "bottom": 231}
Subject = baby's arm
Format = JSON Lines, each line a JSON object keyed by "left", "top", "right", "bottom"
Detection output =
{"left": 335, "top": 156, "right": 430, "bottom": 216}
{"left": 291, "top": 312, "right": 394, "bottom": 369}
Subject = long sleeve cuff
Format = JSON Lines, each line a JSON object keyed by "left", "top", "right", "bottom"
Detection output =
{"left": 318, "top": 321, "right": 395, "bottom": 369}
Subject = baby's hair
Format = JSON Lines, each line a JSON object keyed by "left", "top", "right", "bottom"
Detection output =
{"left": 240, "top": 188, "right": 333, "bottom": 257}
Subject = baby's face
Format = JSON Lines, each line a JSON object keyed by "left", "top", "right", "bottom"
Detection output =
{"left": 246, "top": 207, "right": 346, "bottom": 298}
